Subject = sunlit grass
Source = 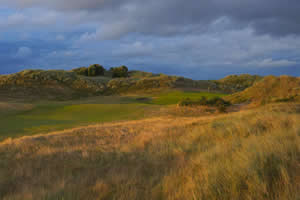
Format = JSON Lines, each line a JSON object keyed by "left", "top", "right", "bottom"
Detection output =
{"left": 0, "top": 103, "right": 299, "bottom": 199}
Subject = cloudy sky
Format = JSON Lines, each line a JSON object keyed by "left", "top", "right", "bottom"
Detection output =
{"left": 0, "top": 0, "right": 300, "bottom": 79}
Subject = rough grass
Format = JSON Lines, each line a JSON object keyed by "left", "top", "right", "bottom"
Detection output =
{"left": 151, "top": 91, "right": 227, "bottom": 105}
{"left": 128, "top": 70, "right": 159, "bottom": 78}
{"left": 0, "top": 103, "right": 299, "bottom": 200}
{"left": 215, "top": 74, "right": 262, "bottom": 93}
{"left": 226, "top": 75, "right": 300, "bottom": 105}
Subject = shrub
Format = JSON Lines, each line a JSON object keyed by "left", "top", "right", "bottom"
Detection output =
{"left": 208, "top": 97, "right": 231, "bottom": 107}
{"left": 72, "top": 67, "right": 88, "bottom": 76}
{"left": 178, "top": 98, "right": 193, "bottom": 107}
{"left": 88, "top": 64, "right": 105, "bottom": 76}
{"left": 275, "top": 96, "right": 295, "bottom": 103}
{"left": 217, "top": 104, "right": 227, "bottom": 113}
{"left": 110, "top": 66, "right": 129, "bottom": 78}
{"left": 199, "top": 96, "right": 208, "bottom": 105}
{"left": 178, "top": 96, "right": 231, "bottom": 112}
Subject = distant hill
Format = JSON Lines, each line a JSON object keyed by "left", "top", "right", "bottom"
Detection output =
{"left": 0, "top": 70, "right": 109, "bottom": 100}
{"left": 214, "top": 74, "right": 263, "bottom": 93}
{"left": 0, "top": 69, "right": 262, "bottom": 100}
{"left": 226, "top": 75, "right": 300, "bottom": 105}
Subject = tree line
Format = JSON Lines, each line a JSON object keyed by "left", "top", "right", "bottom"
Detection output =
{"left": 72, "top": 64, "right": 129, "bottom": 78}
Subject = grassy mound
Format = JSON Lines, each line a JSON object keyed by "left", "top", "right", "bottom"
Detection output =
{"left": 0, "top": 70, "right": 109, "bottom": 100}
{"left": 226, "top": 75, "right": 300, "bottom": 105}
{"left": 0, "top": 103, "right": 299, "bottom": 199}
{"left": 0, "top": 69, "right": 263, "bottom": 101}
{"left": 107, "top": 76, "right": 224, "bottom": 95}
{"left": 214, "top": 74, "right": 263, "bottom": 93}
{"left": 0, "top": 70, "right": 216, "bottom": 99}
{"left": 128, "top": 70, "right": 160, "bottom": 78}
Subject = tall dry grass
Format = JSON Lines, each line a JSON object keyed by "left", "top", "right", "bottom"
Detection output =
{"left": 0, "top": 103, "right": 299, "bottom": 200}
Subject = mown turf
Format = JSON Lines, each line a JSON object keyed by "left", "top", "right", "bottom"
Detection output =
{"left": 0, "top": 91, "right": 226, "bottom": 140}
{"left": 151, "top": 91, "right": 227, "bottom": 105}
{"left": 0, "top": 102, "right": 150, "bottom": 140}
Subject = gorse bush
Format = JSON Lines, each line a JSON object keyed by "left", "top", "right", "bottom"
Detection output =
{"left": 72, "top": 65, "right": 105, "bottom": 77}
{"left": 110, "top": 65, "right": 129, "bottom": 78}
{"left": 72, "top": 67, "right": 88, "bottom": 76}
{"left": 73, "top": 65, "right": 129, "bottom": 78}
{"left": 178, "top": 96, "right": 231, "bottom": 112}
{"left": 88, "top": 64, "right": 105, "bottom": 76}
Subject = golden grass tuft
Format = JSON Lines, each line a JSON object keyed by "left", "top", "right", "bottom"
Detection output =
{"left": 0, "top": 103, "right": 299, "bottom": 199}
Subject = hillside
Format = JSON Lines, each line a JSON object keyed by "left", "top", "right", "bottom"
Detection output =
{"left": 214, "top": 74, "right": 263, "bottom": 93}
{"left": 0, "top": 70, "right": 108, "bottom": 100}
{"left": 226, "top": 75, "right": 300, "bottom": 105}
{"left": 0, "top": 69, "right": 299, "bottom": 200}
{"left": 0, "top": 69, "right": 179, "bottom": 99}
{"left": 0, "top": 103, "right": 299, "bottom": 199}
{"left": 0, "top": 69, "right": 262, "bottom": 100}
{"left": 0, "top": 69, "right": 215, "bottom": 100}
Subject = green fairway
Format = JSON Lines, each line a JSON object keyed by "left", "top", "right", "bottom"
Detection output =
{"left": 151, "top": 91, "right": 227, "bottom": 105}
{"left": 0, "top": 102, "right": 150, "bottom": 140}
{"left": 0, "top": 91, "right": 226, "bottom": 140}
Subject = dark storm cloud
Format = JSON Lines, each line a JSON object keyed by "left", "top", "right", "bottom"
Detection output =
{"left": 0, "top": 0, "right": 300, "bottom": 78}
{"left": 2, "top": 0, "right": 300, "bottom": 37}
{"left": 0, "top": 0, "right": 131, "bottom": 11}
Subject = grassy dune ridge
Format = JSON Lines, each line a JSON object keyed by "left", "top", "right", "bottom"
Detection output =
{"left": 0, "top": 71, "right": 299, "bottom": 199}
{"left": 0, "top": 103, "right": 299, "bottom": 200}
{"left": 226, "top": 75, "right": 300, "bottom": 105}
{"left": 0, "top": 69, "right": 262, "bottom": 101}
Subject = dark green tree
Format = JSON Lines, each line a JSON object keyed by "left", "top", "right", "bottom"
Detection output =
{"left": 88, "top": 64, "right": 105, "bottom": 76}
{"left": 110, "top": 65, "right": 129, "bottom": 78}
{"left": 72, "top": 67, "right": 88, "bottom": 76}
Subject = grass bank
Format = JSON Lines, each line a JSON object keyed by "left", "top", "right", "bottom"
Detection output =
{"left": 0, "top": 103, "right": 299, "bottom": 199}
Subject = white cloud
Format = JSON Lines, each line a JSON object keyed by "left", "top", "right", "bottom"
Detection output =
{"left": 0, "top": 13, "right": 26, "bottom": 27}
{"left": 113, "top": 41, "right": 153, "bottom": 57}
{"left": 15, "top": 47, "right": 32, "bottom": 58}
{"left": 247, "top": 58, "right": 297, "bottom": 68}
{"left": 79, "top": 21, "right": 135, "bottom": 41}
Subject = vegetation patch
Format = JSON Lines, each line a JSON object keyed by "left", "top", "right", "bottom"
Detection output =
{"left": 0, "top": 104, "right": 299, "bottom": 200}
{"left": 226, "top": 75, "right": 300, "bottom": 105}
{"left": 178, "top": 96, "right": 231, "bottom": 112}
{"left": 214, "top": 74, "right": 263, "bottom": 93}
{"left": 151, "top": 91, "right": 227, "bottom": 105}
{"left": 110, "top": 65, "right": 129, "bottom": 78}
{"left": 0, "top": 102, "right": 152, "bottom": 140}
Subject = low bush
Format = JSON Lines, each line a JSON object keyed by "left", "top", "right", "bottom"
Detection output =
{"left": 178, "top": 96, "right": 231, "bottom": 112}
{"left": 72, "top": 67, "right": 88, "bottom": 76}
{"left": 110, "top": 66, "right": 129, "bottom": 78}
{"left": 88, "top": 64, "right": 105, "bottom": 76}
{"left": 72, "top": 65, "right": 105, "bottom": 76}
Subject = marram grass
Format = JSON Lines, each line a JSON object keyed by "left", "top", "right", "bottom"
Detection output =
{"left": 0, "top": 104, "right": 299, "bottom": 200}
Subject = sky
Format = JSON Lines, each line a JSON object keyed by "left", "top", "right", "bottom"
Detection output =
{"left": 0, "top": 0, "right": 300, "bottom": 79}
